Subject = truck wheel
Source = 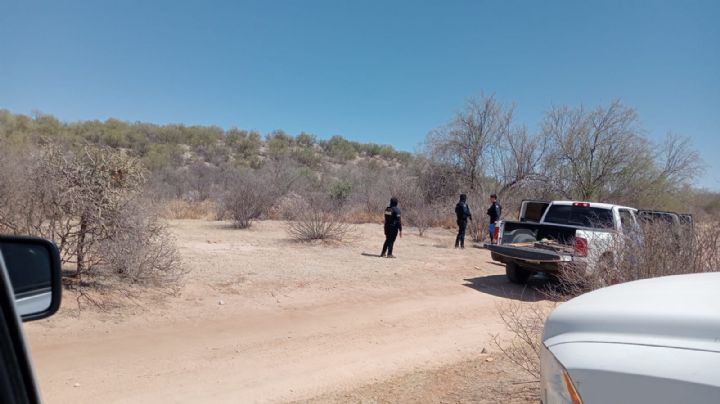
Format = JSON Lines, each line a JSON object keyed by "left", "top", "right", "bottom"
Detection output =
{"left": 506, "top": 262, "right": 531, "bottom": 284}
{"left": 491, "top": 252, "right": 502, "bottom": 262}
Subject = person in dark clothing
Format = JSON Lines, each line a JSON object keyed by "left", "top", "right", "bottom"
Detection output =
{"left": 381, "top": 197, "right": 402, "bottom": 258}
{"left": 486, "top": 193, "right": 502, "bottom": 244}
{"left": 455, "top": 194, "right": 472, "bottom": 249}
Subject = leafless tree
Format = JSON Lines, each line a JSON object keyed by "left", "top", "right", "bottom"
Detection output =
{"left": 541, "top": 100, "right": 652, "bottom": 200}
{"left": 414, "top": 157, "right": 462, "bottom": 204}
{"left": 656, "top": 133, "right": 704, "bottom": 188}
{"left": 492, "top": 126, "right": 549, "bottom": 196}
{"left": 426, "top": 94, "right": 513, "bottom": 192}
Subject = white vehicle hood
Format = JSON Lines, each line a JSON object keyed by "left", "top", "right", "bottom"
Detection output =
{"left": 543, "top": 273, "right": 720, "bottom": 352}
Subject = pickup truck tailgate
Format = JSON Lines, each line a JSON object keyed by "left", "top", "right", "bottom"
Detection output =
{"left": 486, "top": 244, "right": 570, "bottom": 262}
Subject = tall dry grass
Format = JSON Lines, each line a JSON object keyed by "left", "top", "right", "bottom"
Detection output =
{"left": 161, "top": 199, "right": 220, "bottom": 220}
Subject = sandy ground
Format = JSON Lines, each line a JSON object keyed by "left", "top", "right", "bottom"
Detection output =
{"left": 24, "top": 220, "right": 544, "bottom": 403}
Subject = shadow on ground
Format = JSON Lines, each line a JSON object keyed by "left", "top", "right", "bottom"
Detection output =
{"left": 463, "top": 274, "right": 554, "bottom": 302}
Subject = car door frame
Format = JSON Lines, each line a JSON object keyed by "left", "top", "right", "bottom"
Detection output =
{"left": 0, "top": 252, "right": 42, "bottom": 404}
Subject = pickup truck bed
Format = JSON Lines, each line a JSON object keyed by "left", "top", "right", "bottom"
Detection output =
{"left": 486, "top": 219, "right": 612, "bottom": 282}
{"left": 487, "top": 241, "right": 574, "bottom": 272}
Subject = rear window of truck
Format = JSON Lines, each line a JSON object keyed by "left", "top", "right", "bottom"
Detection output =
{"left": 543, "top": 205, "right": 614, "bottom": 228}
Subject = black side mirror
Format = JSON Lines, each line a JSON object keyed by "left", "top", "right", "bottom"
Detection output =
{"left": 0, "top": 236, "right": 62, "bottom": 321}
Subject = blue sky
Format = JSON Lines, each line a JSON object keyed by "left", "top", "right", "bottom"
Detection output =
{"left": 1, "top": 1, "right": 719, "bottom": 189}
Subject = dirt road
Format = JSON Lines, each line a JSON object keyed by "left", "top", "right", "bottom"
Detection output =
{"left": 24, "top": 220, "right": 542, "bottom": 403}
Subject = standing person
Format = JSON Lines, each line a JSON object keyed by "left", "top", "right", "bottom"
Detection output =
{"left": 486, "top": 193, "right": 502, "bottom": 244}
{"left": 381, "top": 197, "right": 402, "bottom": 258}
{"left": 455, "top": 194, "right": 472, "bottom": 249}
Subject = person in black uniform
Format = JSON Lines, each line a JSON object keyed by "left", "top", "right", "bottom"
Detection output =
{"left": 487, "top": 193, "right": 502, "bottom": 244}
{"left": 455, "top": 194, "right": 472, "bottom": 249}
{"left": 381, "top": 197, "right": 402, "bottom": 258}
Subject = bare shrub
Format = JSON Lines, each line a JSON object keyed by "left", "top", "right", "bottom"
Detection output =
{"left": 0, "top": 144, "right": 37, "bottom": 234}
{"left": 407, "top": 202, "right": 442, "bottom": 237}
{"left": 98, "top": 200, "right": 185, "bottom": 288}
{"left": 286, "top": 195, "right": 355, "bottom": 242}
{"left": 492, "top": 302, "right": 555, "bottom": 380}
{"left": 694, "top": 222, "right": 720, "bottom": 271}
{"left": 184, "top": 162, "right": 222, "bottom": 201}
{"left": 345, "top": 162, "right": 398, "bottom": 217}
{"left": 220, "top": 172, "right": 274, "bottom": 229}
{"left": 467, "top": 218, "right": 487, "bottom": 243}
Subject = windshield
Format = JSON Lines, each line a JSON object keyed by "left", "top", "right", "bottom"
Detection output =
{"left": 543, "top": 205, "right": 614, "bottom": 228}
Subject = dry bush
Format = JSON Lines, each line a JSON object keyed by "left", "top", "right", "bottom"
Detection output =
{"left": 220, "top": 173, "right": 275, "bottom": 229}
{"left": 0, "top": 145, "right": 36, "bottom": 233}
{"left": 0, "top": 143, "right": 185, "bottom": 305}
{"left": 694, "top": 222, "right": 720, "bottom": 271}
{"left": 467, "top": 218, "right": 487, "bottom": 243}
{"left": 406, "top": 202, "right": 443, "bottom": 236}
{"left": 286, "top": 195, "right": 355, "bottom": 242}
{"left": 492, "top": 302, "right": 555, "bottom": 380}
{"left": 435, "top": 215, "right": 458, "bottom": 230}
{"left": 161, "top": 199, "right": 218, "bottom": 220}
{"left": 1, "top": 144, "right": 145, "bottom": 273}
{"left": 98, "top": 200, "right": 185, "bottom": 288}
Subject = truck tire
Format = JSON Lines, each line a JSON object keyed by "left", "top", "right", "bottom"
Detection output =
{"left": 506, "top": 262, "right": 531, "bottom": 284}
{"left": 490, "top": 252, "right": 502, "bottom": 262}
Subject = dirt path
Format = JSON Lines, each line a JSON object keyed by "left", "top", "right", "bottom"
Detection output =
{"left": 24, "top": 220, "right": 542, "bottom": 403}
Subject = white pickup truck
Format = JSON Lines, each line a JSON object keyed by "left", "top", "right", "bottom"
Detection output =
{"left": 486, "top": 200, "right": 641, "bottom": 284}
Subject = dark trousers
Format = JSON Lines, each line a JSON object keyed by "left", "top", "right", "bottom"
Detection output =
{"left": 455, "top": 220, "right": 467, "bottom": 248}
{"left": 381, "top": 227, "right": 399, "bottom": 256}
